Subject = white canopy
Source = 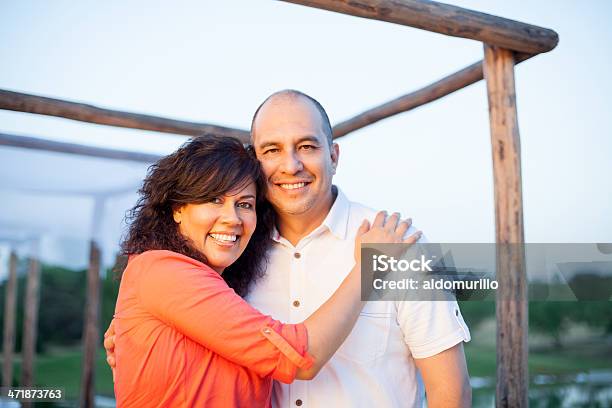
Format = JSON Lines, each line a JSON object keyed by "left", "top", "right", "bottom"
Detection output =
{"left": 0, "top": 143, "right": 154, "bottom": 270}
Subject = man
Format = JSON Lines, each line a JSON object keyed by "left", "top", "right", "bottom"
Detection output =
{"left": 107, "top": 90, "right": 471, "bottom": 407}
{"left": 246, "top": 90, "right": 471, "bottom": 407}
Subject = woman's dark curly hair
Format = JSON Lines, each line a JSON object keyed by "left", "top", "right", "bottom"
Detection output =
{"left": 120, "top": 134, "right": 275, "bottom": 297}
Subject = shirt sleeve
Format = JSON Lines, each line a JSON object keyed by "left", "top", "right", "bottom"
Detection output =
{"left": 395, "top": 300, "right": 471, "bottom": 359}
{"left": 396, "top": 227, "right": 471, "bottom": 358}
{"left": 133, "top": 250, "right": 313, "bottom": 383}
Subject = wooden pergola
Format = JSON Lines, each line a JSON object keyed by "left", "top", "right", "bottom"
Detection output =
{"left": 0, "top": 1, "right": 558, "bottom": 406}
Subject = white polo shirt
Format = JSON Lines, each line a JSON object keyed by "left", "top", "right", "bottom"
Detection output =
{"left": 246, "top": 188, "right": 470, "bottom": 408}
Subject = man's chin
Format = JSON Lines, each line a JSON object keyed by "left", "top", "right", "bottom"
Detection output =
{"left": 269, "top": 198, "right": 314, "bottom": 217}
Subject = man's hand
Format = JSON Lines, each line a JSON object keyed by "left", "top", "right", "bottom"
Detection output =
{"left": 103, "top": 320, "right": 117, "bottom": 381}
{"left": 415, "top": 343, "right": 471, "bottom": 407}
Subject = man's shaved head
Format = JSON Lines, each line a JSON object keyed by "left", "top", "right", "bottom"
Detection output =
{"left": 250, "top": 89, "right": 333, "bottom": 146}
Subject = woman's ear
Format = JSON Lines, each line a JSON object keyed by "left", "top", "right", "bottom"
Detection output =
{"left": 173, "top": 207, "right": 182, "bottom": 224}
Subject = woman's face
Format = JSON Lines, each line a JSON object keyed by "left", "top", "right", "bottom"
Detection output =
{"left": 173, "top": 182, "right": 257, "bottom": 274}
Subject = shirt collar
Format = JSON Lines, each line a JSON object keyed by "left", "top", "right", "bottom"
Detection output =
{"left": 271, "top": 227, "right": 281, "bottom": 242}
{"left": 322, "top": 186, "right": 350, "bottom": 240}
{"left": 271, "top": 185, "right": 350, "bottom": 243}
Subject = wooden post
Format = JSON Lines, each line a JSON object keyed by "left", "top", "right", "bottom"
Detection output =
{"left": 80, "top": 196, "right": 104, "bottom": 408}
{"left": 2, "top": 251, "right": 18, "bottom": 388}
{"left": 79, "top": 240, "right": 101, "bottom": 408}
{"left": 483, "top": 44, "right": 528, "bottom": 407}
{"left": 21, "top": 255, "right": 41, "bottom": 388}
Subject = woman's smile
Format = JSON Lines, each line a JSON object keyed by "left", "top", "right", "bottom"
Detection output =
{"left": 208, "top": 232, "right": 240, "bottom": 247}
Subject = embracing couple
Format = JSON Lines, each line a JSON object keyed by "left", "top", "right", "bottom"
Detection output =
{"left": 104, "top": 90, "right": 471, "bottom": 407}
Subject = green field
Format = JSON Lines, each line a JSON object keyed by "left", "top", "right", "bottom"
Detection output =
{"left": 465, "top": 342, "right": 612, "bottom": 378}
{"left": 2, "top": 338, "right": 610, "bottom": 404}
{"left": 6, "top": 347, "right": 114, "bottom": 400}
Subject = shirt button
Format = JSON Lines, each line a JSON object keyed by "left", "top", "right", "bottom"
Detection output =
{"left": 294, "top": 252, "right": 301, "bottom": 259}
{"left": 293, "top": 300, "right": 301, "bottom": 308}
{"left": 295, "top": 399, "right": 303, "bottom": 406}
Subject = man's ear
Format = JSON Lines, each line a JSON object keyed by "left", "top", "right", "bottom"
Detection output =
{"left": 173, "top": 206, "right": 183, "bottom": 224}
{"left": 331, "top": 143, "right": 340, "bottom": 174}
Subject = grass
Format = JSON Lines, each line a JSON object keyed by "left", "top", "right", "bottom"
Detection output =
{"left": 3, "top": 340, "right": 611, "bottom": 403}
{"left": 465, "top": 342, "right": 612, "bottom": 378}
{"left": 463, "top": 315, "right": 612, "bottom": 379}
{"left": 7, "top": 347, "right": 114, "bottom": 401}
{"left": 466, "top": 341, "right": 612, "bottom": 407}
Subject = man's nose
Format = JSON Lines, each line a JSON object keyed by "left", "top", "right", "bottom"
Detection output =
{"left": 280, "top": 150, "right": 304, "bottom": 174}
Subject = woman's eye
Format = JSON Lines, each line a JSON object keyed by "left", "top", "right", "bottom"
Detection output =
{"left": 237, "top": 202, "right": 253, "bottom": 209}
{"left": 212, "top": 197, "right": 223, "bottom": 204}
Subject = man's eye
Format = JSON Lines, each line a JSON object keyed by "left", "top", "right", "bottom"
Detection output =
{"left": 300, "top": 144, "right": 316, "bottom": 150}
{"left": 263, "top": 148, "right": 279, "bottom": 155}
{"left": 237, "top": 202, "right": 253, "bottom": 209}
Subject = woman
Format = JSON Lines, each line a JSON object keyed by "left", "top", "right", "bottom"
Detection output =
{"left": 112, "top": 135, "right": 419, "bottom": 407}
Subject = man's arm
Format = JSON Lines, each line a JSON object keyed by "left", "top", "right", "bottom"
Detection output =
{"left": 414, "top": 343, "right": 471, "bottom": 408}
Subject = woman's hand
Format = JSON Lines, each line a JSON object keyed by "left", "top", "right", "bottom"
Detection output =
{"left": 354, "top": 211, "right": 422, "bottom": 264}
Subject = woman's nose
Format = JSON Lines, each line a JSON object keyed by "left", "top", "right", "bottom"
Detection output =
{"left": 219, "top": 203, "right": 242, "bottom": 225}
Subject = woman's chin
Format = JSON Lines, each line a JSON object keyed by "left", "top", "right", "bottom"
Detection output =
{"left": 206, "top": 258, "right": 238, "bottom": 274}
{"left": 203, "top": 244, "right": 248, "bottom": 273}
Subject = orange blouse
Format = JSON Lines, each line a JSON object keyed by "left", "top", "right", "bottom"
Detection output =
{"left": 113, "top": 250, "right": 313, "bottom": 407}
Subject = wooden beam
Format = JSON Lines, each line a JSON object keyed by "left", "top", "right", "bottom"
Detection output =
{"left": 483, "top": 44, "right": 528, "bottom": 408}
{"left": 80, "top": 240, "right": 101, "bottom": 408}
{"left": 333, "top": 61, "right": 482, "bottom": 138}
{"left": 281, "top": 0, "right": 558, "bottom": 54}
{"left": 0, "top": 132, "right": 162, "bottom": 163}
{"left": 332, "top": 53, "right": 531, "bottom": 138}
{"left": 2, "top": 251, "right": 18, "bottom": 388}
{"left": 21, "top": 256, "right": 41, "bottom": 389}
{"left": 0, "top": 89, "right": 250, "bottom": 143}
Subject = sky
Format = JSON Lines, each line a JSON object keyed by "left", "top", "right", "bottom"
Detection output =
{"left": 0, "top": 0, "right": 611, "bottom": 272}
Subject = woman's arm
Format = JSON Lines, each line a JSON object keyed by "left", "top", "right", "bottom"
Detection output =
{"left": 297, "top": 259, "right": 363, "bottom": 380}
{"left": 297, "top": 211, "right": 421, "bottom": 379}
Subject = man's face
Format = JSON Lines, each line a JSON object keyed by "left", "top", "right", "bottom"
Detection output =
{"left": 252, "top": 96, "right": 339, "bottom": 218}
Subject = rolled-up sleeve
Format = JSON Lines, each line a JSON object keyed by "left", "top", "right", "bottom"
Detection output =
{"left": 134, "top": 250, "right": 313, "bottom": 383}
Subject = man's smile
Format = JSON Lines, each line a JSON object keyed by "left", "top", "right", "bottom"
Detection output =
{"left": 273, "top": 180, "right": 312, "bottom": 192}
